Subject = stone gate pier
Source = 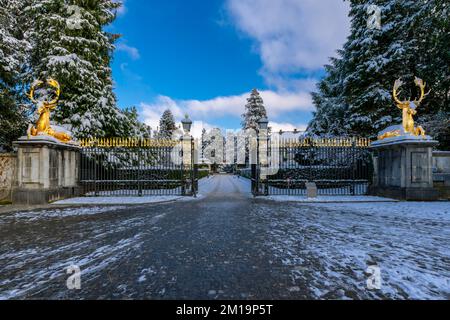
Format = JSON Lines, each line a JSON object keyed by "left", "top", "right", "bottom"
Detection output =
{"left": 370, "top": 137, "right": 439, "bottom": 201}
{"left": 12, "top": 137, "right": 81, "bottom": 205}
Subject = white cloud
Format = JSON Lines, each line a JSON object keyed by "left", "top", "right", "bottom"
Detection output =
{"left": 140, "top": 89, "right": 313, "bottom": 125}
{"left": 269, "top": 121, "right": 307, "bottom": 133}
{"left": 140, "top": 96, "right": 183, "bottom": 131}
{"left": 116, "top": 43, "right": 140, "bottom": 60}
{"left": 137, "top": 1, "right": 351, "bottom": 135}
{"left": 140, "top": 99, "right": 214, "bottom": 139}
{"left": 226, "top": 0, "right": 350, "bottom": 87}
{"left": 140, "top": 90, "right": 312, "bottom": 137}
{"left": 190, "top": 121, "right": 215, "bottom": 139}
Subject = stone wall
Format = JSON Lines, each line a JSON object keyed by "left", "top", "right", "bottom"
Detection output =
{"left": 0, "top": 153, "right": 17, "bottom": 203}
{"left": 433, "top": 151, "right": 450, "bottom": 200}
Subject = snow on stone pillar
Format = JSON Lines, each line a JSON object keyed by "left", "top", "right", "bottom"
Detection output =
{"left": 248, "top": 129, "right": 258, "bottom": 166}
{"left": 181, "top": 135, "right": 193, "bottom": 169}
{"left": 12, "top": 136, "right": 81, "bottom": 205}
{"left": 370, "top": 136, "right": 439, "bottom": 201}
{"left": 258, "top": 117, "right": 269, "bottom": 182}
{"left": 258, "top": 128, "right": 269, "bottom": 180}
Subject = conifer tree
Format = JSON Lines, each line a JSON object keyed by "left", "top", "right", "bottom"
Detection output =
{"left": 122, "top": 106, "right": 152, "bottom": 138}
{"left": 23, "top": 0, "right": 134, "bottom": 138}
{"left": 241, "top": 89, "right": 267, "bottom": 130}
{"left": 157, "top": 109, "right": 177, "bottom": 139}
{"left": 0, "top": 0, "right": 30, "bottom": 150}
{"left": 308, "top": 0, "right": 449, "bottom": 148}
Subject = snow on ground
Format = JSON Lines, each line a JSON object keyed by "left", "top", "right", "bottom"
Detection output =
{"left": 196, "top": 175, "right": 252, "bottom": 198}
{"left": 53, "top": 196, "right": 183, "bottom": 205}
{"left": 0, "top": 208, "right": 162, "bottom": 299}
{"left": 0, "top": 234, "right": 144, "bottom": 299}
{"left": 0, "top": 206, "right": 126, "bottom": 224}
{"left": 52, "top": 176, "right": 244, "bottom": 205}
{"left": 259, "top": 201, "right": 450, "bottom": 299}
{"left": 265, "top": 195, "right": 397, "bottom": 203}
{"left": 85, "top": 188, "right": 182, "bottom": 196}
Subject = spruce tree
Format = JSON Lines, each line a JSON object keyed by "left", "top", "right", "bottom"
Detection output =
{"left": 241, "top": 89, "right": 268, "bottom": 130}
{"left": 23, "top": 0, "right": 133, "bottom": 139}
{"left": 308, "top": 0, "right": 449, "bottom": 148}
{"left": 308, "top": 55, "right": 348, "bottom": 136}
{"left": 201, "top": 128, "right": 207, "bottom": 159}
{"left": 0, "top": 0, "right": 30, "bottom": 150}
{"left": 122, "top": 106, "right": 152, "bottom": 138}
{"left": 157, "top": 109, "right": 177, "bottom": 139}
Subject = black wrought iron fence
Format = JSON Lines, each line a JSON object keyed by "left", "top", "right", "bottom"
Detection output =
{"left": 253, "top": 137, "right": 373, "bottom": 196}
{"left": 79, "top": 138, "right": 196, "bottom": 197}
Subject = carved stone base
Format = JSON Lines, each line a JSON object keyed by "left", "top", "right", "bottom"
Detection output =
{"left": 12, "top": 136, "right": 80, "bottom": 205}
{"left": 371, "top": 135, "right": 439, "bottom": 201}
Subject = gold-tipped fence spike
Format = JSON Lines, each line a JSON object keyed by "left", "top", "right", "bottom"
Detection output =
{"left": 79, "top": 136, "right": 371, "bottom": 149}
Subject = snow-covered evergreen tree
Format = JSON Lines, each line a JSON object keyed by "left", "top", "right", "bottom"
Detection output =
{"left": 308, "top": 55, "right": 348, "bottom": 137}
{"left": 201, "top": 128, "right": 207, "bottom": 159}
{"left": 0, "top": 0, "right": 30, "bottom": 150}
{"left": 157, "top": 109, "right": 177, "bottom": 139}
{"left": 23, "top": 0, "right": 140, "bottom": 139}
{"left": 308, "top": 0, "right": 449, "bottom": 148}
{"left": 122, "top": 106, "right": 152, "bottom": 138}
{"left": 241, "top": 89, "right": 267, "bottom": 130}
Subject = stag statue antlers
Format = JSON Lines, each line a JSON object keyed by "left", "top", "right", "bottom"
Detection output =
{"left": 27, "top": 79, "right": 72, "bottom": 143}
{"left": 378, "top": 77, "right": 429, "bottom": 140}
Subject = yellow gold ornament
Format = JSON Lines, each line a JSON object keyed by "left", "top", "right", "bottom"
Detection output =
{"left": 28, "top": 79, "right": 72, "bottom": 143}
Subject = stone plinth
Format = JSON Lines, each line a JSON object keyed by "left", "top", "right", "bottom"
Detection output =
{"left": 306, "top": 182, "right": 318, "bottom": 198}
{"left": 370, "top": 136, "right": 439, "bottom": 201}
{"left": 181, "top": 135, "right": 193, "bottom": 168}
{"left": 0, "top": 153, "right": 17, "bottom": 203}
{"left": 12, "top": 136, "right": 81, "bottom": 205}
{"left": 433, "top": 151, "right": 450, "bottom": 200}
{"left": 258, "top": 129, "right": 269, "bottom": 180}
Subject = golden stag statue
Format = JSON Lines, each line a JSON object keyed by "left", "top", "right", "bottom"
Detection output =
{"left": 378, "top": 77, "right": 429, "bottom": 140}
{"left": 27, "top": 79, "right": 72, "bottom": 143}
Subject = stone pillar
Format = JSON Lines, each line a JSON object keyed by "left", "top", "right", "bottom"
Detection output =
{"left": 258, "top": 129, "right": 269, "bottom": 179}
{"left": 370, "top": 137, "right": 439, "bottom": 201}
{"left": 0, "top": 153, "right": 17, "bottom": 203}
{"left": 181, "top": 134, "right": 194, "bottom": 196}
{"left": 432, "top": 151, "right": 450, "bottom": 200}
{"left": 305, "top": 182, "right": 318, "bottom": 198}
{"left": 12, "top": 137, "right": 81, "bottom": 205}
{"left": 181, "top": 134, "right": 193, "bottom": 169}
{"left": 248, "top": 133, "right": 257, "bottom": 166}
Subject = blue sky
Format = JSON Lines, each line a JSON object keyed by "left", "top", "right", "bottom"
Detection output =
{"left": 109, "top": 0, "right": 350, "bottom": 137}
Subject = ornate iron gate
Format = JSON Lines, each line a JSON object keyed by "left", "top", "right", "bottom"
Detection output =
{"left": 251, "top": 137, "right": 372, "bottom": 196}
{"left": 79, "top": 138, "right": 197, "bottom": 197}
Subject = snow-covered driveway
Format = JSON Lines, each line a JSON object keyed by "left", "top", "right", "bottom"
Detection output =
{"left": 0, "top": 175, "right": 448, "bottom": 299}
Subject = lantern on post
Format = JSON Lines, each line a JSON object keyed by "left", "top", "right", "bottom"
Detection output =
{"left": 258, "top": 117, "right": 269, "bottom": 130}
{"left": 181, "top": 114, "right": 192, "bottom": 134}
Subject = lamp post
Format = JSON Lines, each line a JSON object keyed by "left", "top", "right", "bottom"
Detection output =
{"left": 181, "top": 114, "right": 192, "bottom": 134}
{"left": 258, "top": 117, "right": 269, "bottom": 131}
{"left": 180, "top": 114, "right": 195, "bottom": 196}
{"left": 257, "top": 117, "right": 269, "bottom": 196}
